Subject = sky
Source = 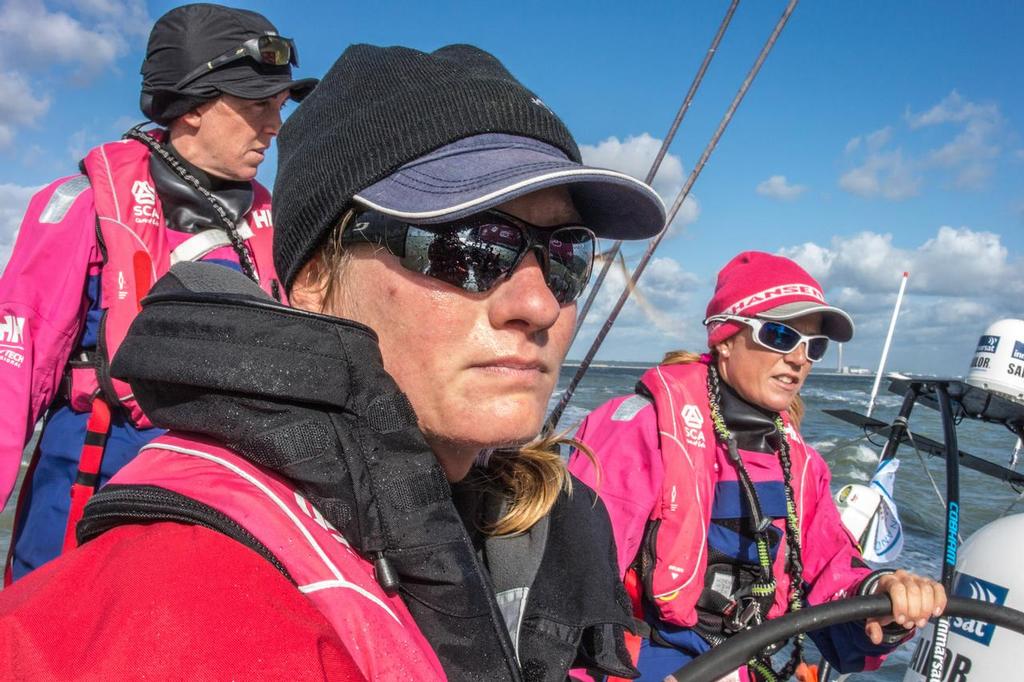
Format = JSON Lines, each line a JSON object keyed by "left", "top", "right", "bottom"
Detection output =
{"left": 1, "top": 0, "right": 1021, "bottom": 375}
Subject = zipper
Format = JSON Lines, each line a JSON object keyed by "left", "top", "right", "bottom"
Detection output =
{"left": 639, "top": 518, "right": 661, "bottom": 599}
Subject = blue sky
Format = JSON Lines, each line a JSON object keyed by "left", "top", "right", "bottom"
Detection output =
{"left": 1, "top": 0, "right": 1021, "bottom": 375}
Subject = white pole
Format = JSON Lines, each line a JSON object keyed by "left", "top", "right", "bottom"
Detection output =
{"left": 837, "top": 342, "right": 844, "bottom": 373}
{"left": 867, "top": 271, "right": 910, "bottom": 418}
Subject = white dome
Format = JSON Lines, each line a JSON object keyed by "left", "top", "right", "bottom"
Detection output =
{"left": 965, "top": 318, "right": 1024, "bottom": 405}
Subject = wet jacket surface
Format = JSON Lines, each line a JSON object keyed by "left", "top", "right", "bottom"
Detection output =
{"left": 0, "top": 262, "right": 635, "bottom": 681}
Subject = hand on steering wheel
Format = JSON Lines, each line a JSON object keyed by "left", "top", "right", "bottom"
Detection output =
{"left": 866, "top": 569, "right": 948, "bottom": 644}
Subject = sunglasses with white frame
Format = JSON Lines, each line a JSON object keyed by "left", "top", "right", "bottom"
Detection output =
{"left": 704, "top": 314, "right": 830, "bottom": 363}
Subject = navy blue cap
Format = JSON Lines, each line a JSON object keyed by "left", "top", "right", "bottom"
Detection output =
{"left": 353, "top": 133, "right": 666, "bottom": 240}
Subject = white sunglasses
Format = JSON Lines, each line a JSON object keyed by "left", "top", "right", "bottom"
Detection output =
{"left": 705, "top": 314, "right": 830, "bottom": 362}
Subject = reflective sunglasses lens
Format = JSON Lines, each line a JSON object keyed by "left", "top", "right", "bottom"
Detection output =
{"left": 403, "top": 224, "right": 523, "bottom": 293}
{"left": 546, "top": 228, "right": 595, "bottom": 304}
{"left": 807, "top": 337, "right": 829, "bottom": 362}
{"left": 758, "top": 321, "right": 802, "bottom": 353}
{"left": 256, "top": 35, "right": 293, "bottom": 66}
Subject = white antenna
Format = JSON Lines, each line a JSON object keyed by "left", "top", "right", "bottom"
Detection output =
{"left": 867, "top": 271, "right": 910, "bottom": 418}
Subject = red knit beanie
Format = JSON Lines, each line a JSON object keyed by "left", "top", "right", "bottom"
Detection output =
{"left": 704, "top": 251, "right": 854, "bottom": 348}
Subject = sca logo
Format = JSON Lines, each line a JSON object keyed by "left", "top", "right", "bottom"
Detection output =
{"left": 976, "top": 335, "right": 1000, "bottom": 354}
{"left": 1013, "top": 340, "right": 1024, "bottom": 362}
{"left": 131, "top": 180, "right": 159, "bottom": 225}
{"left": 681, "top": 404, "right": 705, "bottom": 448}
{"left": 950, "top": 572, "right": 1008, "bottom": 645}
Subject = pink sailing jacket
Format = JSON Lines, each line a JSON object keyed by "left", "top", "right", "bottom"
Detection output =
{"left": 0, "top": 135, "right": 277, "bottom": 509}
{"left": 568, "top": 362, "right": 872, "bottom": 629}
{"left": 104, "top": 433, "right": 447, "bottom": 681}
{"left": 79, "top": 135, "right": 277, "bottom": 427}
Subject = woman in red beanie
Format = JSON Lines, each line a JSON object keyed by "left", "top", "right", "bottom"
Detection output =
{"left": 569, "top": 251, "right": 945, "bottom": 681}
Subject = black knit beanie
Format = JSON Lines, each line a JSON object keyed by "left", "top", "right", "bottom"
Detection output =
{"left": 273, "top": 43, "right": 581, "bottom": 291}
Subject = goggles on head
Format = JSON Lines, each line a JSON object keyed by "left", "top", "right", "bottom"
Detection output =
{"left": 705, "top": 314, "right": 830, "bottom": 363}
{"left": 340, "top": 209, "right": 596, "bottom": 305}
{"left": 175, "top": 33, "right": 298, "bottom": 91}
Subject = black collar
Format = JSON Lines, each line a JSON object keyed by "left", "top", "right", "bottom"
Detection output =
{"left": 148, "top": 142, "right": 254, "bottom": 233}
{"left": 718, "top": 381, "right": 782, "bottom": 453}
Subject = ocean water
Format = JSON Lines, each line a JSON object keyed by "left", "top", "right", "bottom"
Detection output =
{"left": 3, "top": 366, "right": 1021, "bottom": 680}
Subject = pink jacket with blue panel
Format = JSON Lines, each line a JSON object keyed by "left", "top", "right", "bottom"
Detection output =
{"left": 569, "top": 361, "right": 891, "bottom": 674}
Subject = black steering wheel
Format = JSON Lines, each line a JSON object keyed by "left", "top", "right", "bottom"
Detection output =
{"left": 671, "top": 595, "right": 1024, "bottom": 681}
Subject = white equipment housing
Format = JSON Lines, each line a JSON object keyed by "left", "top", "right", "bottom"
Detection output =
{"left": 965, "top": 319, "right": 1024, "bottom": 404}
{"left": 903, "top": 513, "right": 1024, "bottom": 681}
{"left": 835, "top": 483, "right": 880, "bottom": 546}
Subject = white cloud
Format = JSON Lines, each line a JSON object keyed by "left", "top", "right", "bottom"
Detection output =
{"left": 838, "top": 149, "right": 921, "bottom": 200}
{"left": 0, "top": 71, "right": 50, "bottom": 148}
{"left": 913, "top": 93, "right": 1003, "bottom": 190}
{"left": 581, "top": 133, "right": 700, "bottom": 234}
{"left": 906, "top": 90, "right": 997, "bottom": 129}
{"left": 756, "top": 175, "right": 807, "bottom": 201}
{"left": 0, "top": 183, "right": 42, "bottom": 272}
{"left": 845, "top": 126, "right": 892, "bottom": 155}
{"left": 910, "top": 91, "right": 1004, "bottom": 190}
{"left": 577, "top": 253, "right": 700, "bottom": 341}
{"left": 780, "top": 225, "right": 1020, "bottom": 299}
{"left": 842, "top": 92, "right": 1009, "bottom": 198}
{"left": 779, "top": 225, "right": 1023, "bottom": 374}
{"left": 0, "top": 0, "right": 150, "bottom": 79}
{"left": 0, "top": 1, "right": 150, "bottom": 145}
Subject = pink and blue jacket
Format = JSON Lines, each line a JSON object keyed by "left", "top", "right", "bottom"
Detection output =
{"left": 0, "top": 135, "right": 276, "bottom": 579}
{"left": 569, "top": 361, "right": 892, "bottom": 674}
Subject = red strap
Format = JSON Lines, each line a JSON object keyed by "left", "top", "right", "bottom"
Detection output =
{"left": 795, "top": 662, "right": 819, "bottom": 682}
{"left": 132, "top": 251, "right": 153, "bottom": 312}
{"left": 62, "top": 398, "right": 112, "bottom": 553}
{"left": 608, "top": 568, "right": 646, "bottom": 681}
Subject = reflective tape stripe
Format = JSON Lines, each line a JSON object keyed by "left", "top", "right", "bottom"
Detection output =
{"left": 169, "top": 220, "right": 255, "bottom": 265}
{"left": 169, "top": 230, "right": 232, "bottom": 265}
{"left": 39, "top": 176, "right": 91, "bottom": 224}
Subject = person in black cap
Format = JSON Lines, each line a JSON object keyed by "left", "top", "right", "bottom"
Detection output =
{"left": 0, "top": 44, "right": 662, "bottom": 680}
{"left": 0, "top": 3, "right": 316, "bottom": 582}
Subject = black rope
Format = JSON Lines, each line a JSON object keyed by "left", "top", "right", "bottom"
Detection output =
{"left": 569, "top": 0, "right": 741, "bottom": 347}
{"left": 546, "top": 0, "right": 800, "bottom": 433}
{"left": 125, "top": 127, "right": 259, "bottom": 283}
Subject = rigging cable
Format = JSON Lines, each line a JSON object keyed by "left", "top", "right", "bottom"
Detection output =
{"left": 547, "top": 0, "right": 800, "bottom": 433}
{"left": 570, "top": 0, "right": 740, "bottom": 346}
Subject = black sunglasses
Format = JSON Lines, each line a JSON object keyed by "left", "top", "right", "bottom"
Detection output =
{"left": 340, "top": 209, "right": 596, "bottom": 305}
{"left": 706, "top": 314, "right": 830, "bottom": 362}
{"left": 175, "top": 33, "right": 298, "bottom": 90}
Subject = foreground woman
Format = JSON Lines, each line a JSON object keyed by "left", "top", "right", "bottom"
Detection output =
{"left": 569, "top": 252, "right": 946, "bottom": 681}
{"left": 0, "top": 45, "right": 665, "bottom": 680}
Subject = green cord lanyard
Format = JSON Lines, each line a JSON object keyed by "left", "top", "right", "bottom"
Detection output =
{"left": 707, "top": 366, "right": 805, "bottom": 682}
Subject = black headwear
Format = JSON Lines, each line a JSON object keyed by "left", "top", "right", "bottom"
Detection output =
{"left": 140, "top": 3, "right": 317, "bottom": 125}
{"left": 271, "top": 43, "right": 584, "bottom": 291}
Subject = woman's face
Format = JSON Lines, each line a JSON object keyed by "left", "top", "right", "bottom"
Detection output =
{"left": 716, "top": 314, "right": 822, "bottom": 413}
{"left": 296, "top": 187, "right": 579, "bottom": 481}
